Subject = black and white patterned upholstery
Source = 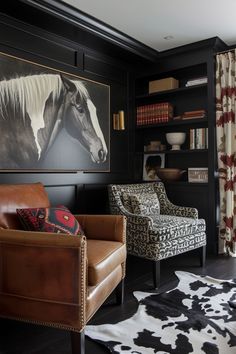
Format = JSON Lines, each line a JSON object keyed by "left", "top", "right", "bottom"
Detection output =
{"left": 108, "top": 182, "right": 206, "bottom": 266}
{"left": 128, "top": 192, "right": 160, "bottom": 215}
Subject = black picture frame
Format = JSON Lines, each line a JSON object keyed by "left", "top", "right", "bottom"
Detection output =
{"left": 0, "top": 51, "right": 110, "bottom": 172}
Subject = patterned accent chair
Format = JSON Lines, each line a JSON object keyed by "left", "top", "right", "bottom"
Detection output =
{"left": 108, "top": 182, "right": 206, "bottom": 289}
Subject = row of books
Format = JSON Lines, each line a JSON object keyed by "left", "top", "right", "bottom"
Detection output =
{"left": 136, "top": 102, "right": 173, "bottom": 126}
{"left": 185, "top": 77, "right": 208, "bottom": 87}
{"left": 182, "top": 109, "right": 206, "bottom": 120}
{"left": 189, "top": 128, "right": 208, "bottom": 149}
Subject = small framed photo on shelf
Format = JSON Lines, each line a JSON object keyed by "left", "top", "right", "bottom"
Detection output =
{"left": 143, "top": 153, "right": 165, "bottom": 181}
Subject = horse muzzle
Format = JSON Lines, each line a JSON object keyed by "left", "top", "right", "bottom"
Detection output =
{"left": 91, "top": 148, "right": 107, "bottom": 163}
{"left": 98, "top": 149, "right": 106, "bottom": 162}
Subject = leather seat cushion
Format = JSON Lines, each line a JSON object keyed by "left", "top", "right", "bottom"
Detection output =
{"left": 87, "top": 239, "right": 126, "bottom": 286}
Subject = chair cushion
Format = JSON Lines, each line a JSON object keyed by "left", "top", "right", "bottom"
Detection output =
{"left": 149, "top": 214, "right": 206, "bottom": 242}
{"left": 87, "top": 239, "right": 126, "bottom": 286}
{"left": 129, "top": 192, "right": 160, "bottom": 215}
{"left": 17, "top": 205, "right": 84, "bottom": 236}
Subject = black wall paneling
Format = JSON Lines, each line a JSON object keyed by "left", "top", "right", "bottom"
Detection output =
{"left": 0, "top": 1, "right": 158, "bottom": 64}
{"left": 76, "top": 184, "right": 110, "bottom": 214}
{"left": 0, "top": 2, "right": 140, "bottom": 211}
{"left": 84, "top": 53, "right": 127, "bottom": 83}
{"left": 0, "top": 15, "right": 79, "bottom": 67}
{"left": 45, "top": 184, "right": 81, "bottom": 213}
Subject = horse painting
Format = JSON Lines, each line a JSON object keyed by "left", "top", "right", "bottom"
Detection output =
{"left": 0, "top": 73, "right": 108, "bottom": 170}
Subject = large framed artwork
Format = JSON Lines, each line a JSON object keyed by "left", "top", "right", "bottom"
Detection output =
{"left": 0, "top": 51, "right": 110, "bottom": 171}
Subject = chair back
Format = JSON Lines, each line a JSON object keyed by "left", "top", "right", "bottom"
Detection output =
{"left": 108, "top": 182, "right": 164, "bottom": 214}
{"left": 0, "top": 182, "right": 50, "bottom": 229}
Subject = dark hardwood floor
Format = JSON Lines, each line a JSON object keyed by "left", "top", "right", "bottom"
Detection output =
{"left": 1, "top": 251, "right": 236, "bottom": 354}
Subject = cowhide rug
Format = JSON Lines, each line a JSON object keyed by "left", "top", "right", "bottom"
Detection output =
{"left": 86, "top": 271, "right": 236, "bottom": 354}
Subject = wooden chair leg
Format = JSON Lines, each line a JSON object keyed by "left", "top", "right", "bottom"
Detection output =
{"left": 71, "top": 330, "right": 85, "bottom": 354}
{"left": 153, "top": 260, "right": 160, "bottom": 289}
{"left": 200, "top": 245, "right": 206, "bottom": 267}
{"left": 115, "top": 279, "right": 124, "bottom": 305}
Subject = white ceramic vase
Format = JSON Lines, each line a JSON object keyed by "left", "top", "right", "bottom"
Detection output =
{"left": 166, "top": 132, "right": 186, "bottom": 150}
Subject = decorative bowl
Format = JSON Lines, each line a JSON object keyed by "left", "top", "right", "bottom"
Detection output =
{"left": 156, "top": 168, "right": 185, "bottom": 181}
{"left": 166, "top": 132, "right": 186, "bottom": 150}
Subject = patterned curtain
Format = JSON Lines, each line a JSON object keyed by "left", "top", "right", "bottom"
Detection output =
{"left": 216, "top": 50, "right": 236, "bottom": 257}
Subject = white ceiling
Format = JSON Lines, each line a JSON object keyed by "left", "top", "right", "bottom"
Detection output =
{"left": 62, "top": 0, "right": 236, "bottom": 51}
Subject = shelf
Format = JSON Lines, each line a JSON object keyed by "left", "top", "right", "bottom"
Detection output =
{"left": 141, "top": 149, "right": 208, "bottom": 155}
{"left": 134, "top": 180, "right": 208, "bottom": 187}
{"left": 136, "top": 118, "right": 208, "bottom": 129}
{"left": 136, "top": 83, "right": 207, "bottom": 101}
{"left": 163, "top": 181, "right": 208, "bottom": 186}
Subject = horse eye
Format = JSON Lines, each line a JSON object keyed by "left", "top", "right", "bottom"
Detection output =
{"left": 73, "top": 95, "right": 84, "bottom": 114}
{"left": 77, "top": 105, "right": 84, "bottom": 114}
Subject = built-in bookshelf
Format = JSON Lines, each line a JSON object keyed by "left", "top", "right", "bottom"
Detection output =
{"left": 135, "top": 66, "right": 209, "bottom": 180}
{"left": 133, "top": 49, "right": 217, "bottom": 252}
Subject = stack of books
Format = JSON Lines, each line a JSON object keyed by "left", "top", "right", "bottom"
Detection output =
{"left": 182, "top": 109, "right": 206, "bottom": 120}
{"left": 136, "top": 102, "right": 173, "bottom": 126}
{"left": 185, "top": 77, "right": 208, "bottom": 87}
{"left": 189, "top": 128, "right": 208, "bottom": 149}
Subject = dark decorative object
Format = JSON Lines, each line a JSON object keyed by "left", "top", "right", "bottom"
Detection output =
{"left": 0, "top": 51, "right": 110, "bottom": 171}
{"left": 156, "top": 168, "right": 186, "bottom": 181}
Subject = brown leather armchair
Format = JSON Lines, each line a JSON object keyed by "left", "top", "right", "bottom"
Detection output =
{"left": 0, "top": 183, "right": 126, "bottom": 354}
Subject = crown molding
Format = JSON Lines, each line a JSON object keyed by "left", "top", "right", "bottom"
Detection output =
{"left": 156, "top": 37, "right": 227, "bottom": 59}
{"left": 20, "top": 0, "right": 159, "bottom": 62}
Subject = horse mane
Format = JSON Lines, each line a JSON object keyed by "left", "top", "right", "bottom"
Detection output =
{"left": 0, "top": 74, "right": 62, "bottom": 121}
{"left": 71, "top": 78, "right": 90, "bottom": 101}
{"left": 0, "top": 73, "right": 90, "bottom": 122}
{"left": 0, "top": 73, "right": 90, "bottom": 161}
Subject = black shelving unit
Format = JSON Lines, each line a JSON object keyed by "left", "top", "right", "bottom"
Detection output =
{"left": 136, "top": 117, "right": 208, "bottom": 129}
{"left": 133, "top": 42, "right": 219, "bottom": 253}
{"left": 163, "top": 181, "right": 209, "bottom": 186}
{"left": 135, "top": 69, "right": 209, "bottom": 172}
{"left": 137, "top": 149, "right": 208, "bottom": 154}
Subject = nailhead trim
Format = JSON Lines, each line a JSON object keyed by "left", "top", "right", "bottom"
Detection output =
{"left": 79, "top": 236, "right": 86, "bottom": 329}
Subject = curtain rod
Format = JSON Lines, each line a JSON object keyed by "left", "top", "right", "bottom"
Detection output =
{"left": 215, "top": 48, "right": 236, "bottom": 55}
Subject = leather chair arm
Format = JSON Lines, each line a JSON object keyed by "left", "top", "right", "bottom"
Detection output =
{"left": 0, "top": 228, "right": 87, "bottom": 331}
{"left": 75, "top": 214, "right": 126, "bottom": 243}
{"left": 0, "top": 227, "right": 86, "bottom": 247}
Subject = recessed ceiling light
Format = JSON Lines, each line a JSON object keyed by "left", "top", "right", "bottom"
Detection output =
{"left": 163, "top": 35, "right": 174, "bottom": 40}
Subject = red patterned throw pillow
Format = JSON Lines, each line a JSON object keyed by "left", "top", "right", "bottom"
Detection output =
{"left": 17, "top": 205, "right": 84, "bottom": 236}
